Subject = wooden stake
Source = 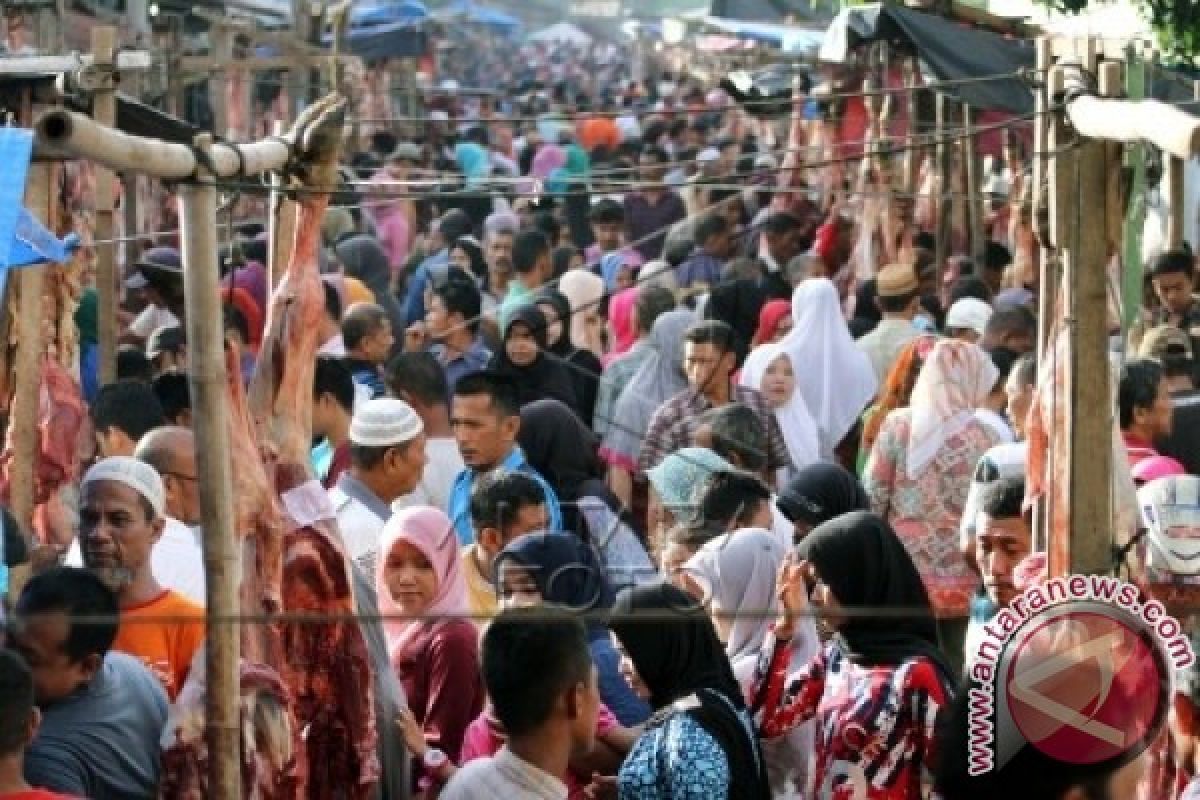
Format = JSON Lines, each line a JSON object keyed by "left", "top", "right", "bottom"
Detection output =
{"left": 934, "top": 91, "right": 952, "bottom": 280}
{"left": 963, "top": 103, "right": 985, "bottom": 264}
{"left": 10, "top": 164, "right": 51, "bottom": 537}
{"left": 180, "top": 133, "right": 241, "bottom": 800}
{"left": 210, "top": 25, "right": 233, "bottom": 138}
{"left": 91, "top": 26, "right": 118, "bottom": 385}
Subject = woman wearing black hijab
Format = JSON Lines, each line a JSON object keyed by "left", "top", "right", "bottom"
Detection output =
{"left": 535, "top": 289, "right": 601, "bottom": 426}
{"left": 775, "top": 462, "right": 871, "bottom": 544}
{"left": 704, "top": 278, "right": 766, "bottom": 368}
{"left": 489, "top": 304, "right": 578, "bottom": 413}
{"left": 609, "top": 583, "right": 770, "bottom": 800}
{"left": 751, "top": 511, "right": 954, "bottom": 800}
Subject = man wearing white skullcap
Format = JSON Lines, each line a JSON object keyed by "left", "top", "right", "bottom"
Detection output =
{"left": 330, "top": 397, "right": 428, "bottom": 576}
{"left": 946, "top": 297, "right": 995, "bottom": 345}
{"left": 77, "top": 456, "right": 204, "bottom": 700}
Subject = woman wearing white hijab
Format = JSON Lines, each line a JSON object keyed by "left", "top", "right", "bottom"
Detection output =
{"left": 862, "top": 338, "right": 1001, "bottom": 670}
{"left": 682, "top": 528, "right": 817, "bottom": 796}
{"left": 740, "top": 343, "right": 820, "bottom": 486}
{"left": 780, "top": 278, "right": 878, "bottom": 461}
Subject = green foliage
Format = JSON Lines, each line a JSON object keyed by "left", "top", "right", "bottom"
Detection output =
{"left": 1034, "top": 0, "right": 1200, "bottom": 63}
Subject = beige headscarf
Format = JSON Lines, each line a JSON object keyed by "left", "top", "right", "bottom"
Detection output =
{"left": 558, "top": 269, "right": 606, "bottom": 358}
{"left": 906, "top": 339, "right": 998, "bottom": 479}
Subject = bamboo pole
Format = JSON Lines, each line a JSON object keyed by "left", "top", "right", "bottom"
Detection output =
{"left": 37, "top": 110, "right": 292, "bottom": 179}
{"left": 210, "top": 25, "right": 232, "bottom": 139}
{"left": 179, "top": 133, "right": 240, "bottom": 800}
{"left": 1031, "top": 39, "right": 1052, "bottom": 556}
{"left": 91, "top": 26, "right": 118, "bottom": 385}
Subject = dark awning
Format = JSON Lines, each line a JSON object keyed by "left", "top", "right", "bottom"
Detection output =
{"left": 709, "top": 0, "right": 819, "bottom": 24}
{"left": 821, "top": 4, "right": 1035, "bottom": 114}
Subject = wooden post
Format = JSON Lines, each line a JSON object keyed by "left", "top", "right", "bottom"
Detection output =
{"left": 934, "top": 91, "right": 952, "bottom": 278}
{"left": 10, "top": 164, "right": 50, "bottom": 536}
{"left": 92, "top": 26, "right": 118, "bottom": 385}
{"left": 1120, "top": 45, "right": 1147, "bottom": 334}
{"left": 903, "top": 56, "right": 921, "bottom": 195}
{"left": 1061, "top": 42, "right": 1114, "bottom": 577}
{"left": 210, "top": 25, "right": 232, "bottom": 138}
{"left": 167, "top": 19, "right": 185, "bottom": 119}
{"left": 963, "top": 103, "right": 986, "bottom": 265}
{"left": 179, "top": 133, "right": 240, "bottom": 800}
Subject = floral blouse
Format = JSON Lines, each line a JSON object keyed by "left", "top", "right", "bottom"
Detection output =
{"left": 862, "top": 408, "right": 1000, "bottom": 617}
{"left": 751, "top": 631, "right": 950, "bottom": 800}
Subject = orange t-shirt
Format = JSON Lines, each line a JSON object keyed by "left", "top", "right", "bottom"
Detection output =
{"left": 112, "top": 589, "right": 205, "bottom": 701}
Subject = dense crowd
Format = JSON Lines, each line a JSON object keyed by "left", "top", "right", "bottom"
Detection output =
{"left": 3, "top": 30, "right": 1200, "bottom": 800}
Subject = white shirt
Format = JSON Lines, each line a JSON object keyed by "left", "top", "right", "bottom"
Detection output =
{"left": 66, "top": 516, "right": 206, "bottom": 606}
{"left": 152, "top": 518, "right": 206, "bottom": 606}
{"left": 130, "top": 305, "right": 178, "bottom": 339}
{"left": 318, "top": 334, "right": 347, "bottom": 357}
{"left": 441, "top": 747, "right": 567, "bottom": 800}
{"left": 391, "top": 437, "right": 464, "bottom": 515}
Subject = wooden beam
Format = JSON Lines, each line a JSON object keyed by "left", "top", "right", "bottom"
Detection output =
{"left": 0, "top": 50, "right": 152, "bottom": 74}
{"left": 934, "top": 91, "right": 952, "bottom": 278}
{"left": 178, "top": 132, "right": 241, "bottom": 800}
{"left": 209, "top": 25, "right": 233, "bottom": 139}
{"left": 91, "top": 26, "right": 118, "bottom": 386}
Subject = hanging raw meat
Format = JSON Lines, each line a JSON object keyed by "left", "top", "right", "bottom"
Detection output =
{"left": 249, "top": 95, "right": 381, "bottom": 799}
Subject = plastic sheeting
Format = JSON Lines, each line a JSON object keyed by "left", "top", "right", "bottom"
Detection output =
{"left": 819, "top": 4, "right": 1035, "bottom": 114}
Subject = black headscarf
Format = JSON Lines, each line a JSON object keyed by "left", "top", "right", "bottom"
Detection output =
{"left": 333, "top": 234, "right": 406, "bottom": 350}
{"left": 451, "top": 236, "right": 488, "bottom": 285}
{"left": 776, "top": 463, "right": 870, "bottom": 529}
{"left": 490, "top": 305, "right": 578, "bottom": 411}
{"left": 494, "top": 531, "right": 613, "bottom": 642}
{"left": 610, "top": 583, "right": 769, "bottom": 800}
{"left": 517, "top": 398, "right": 617, "bottom": 532}
{"left": 796, "top": 511, "right": 954, "bottom": 684}
{"left": 704, "top": 279, "right": 766, "bottom": 367}
{"left": 534, "top": 289, "right": 602, "bottom": 427}
{"left": 534, "top": 290, "right": 577, "bottom": 359}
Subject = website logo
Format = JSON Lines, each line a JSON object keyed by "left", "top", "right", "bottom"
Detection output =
{"left": 967, "top": 574, "right": 1193, "bottom": 775}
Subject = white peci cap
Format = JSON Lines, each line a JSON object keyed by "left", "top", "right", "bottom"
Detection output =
{"left": 946, "top": 297, "right": 994, "bottom": 337}
{"left": 83, "top": 456, "right": 166, "bottom": 518}
{"left": 348, "top": 398, "right": 424, "bottom": 448}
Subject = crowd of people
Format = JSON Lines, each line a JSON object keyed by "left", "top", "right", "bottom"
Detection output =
{"left": 2, "top": 29, "right": 1200, "bottom": 800}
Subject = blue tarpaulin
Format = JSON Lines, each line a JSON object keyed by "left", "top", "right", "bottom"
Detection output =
{"left": 351, "top": 0, "right": 429, "bottom": 28}
{"left": 441, "top": 0, "right": 521, "bottom": 33}
{"left": 0, "top": 129, "right": 81, "bottom": 302}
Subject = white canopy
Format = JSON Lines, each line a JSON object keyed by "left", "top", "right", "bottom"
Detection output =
{"left": 528, "top": 22, "right": 593, "bottom": 46}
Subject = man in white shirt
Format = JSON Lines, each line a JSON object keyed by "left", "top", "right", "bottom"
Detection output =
{"left": 134, "top": 426, "right": 206, "bottom": 606}
{"left": 330, "top": 397, "right": 428, "bottom": 576}
{"left": 440, "top": 608, "right": 600, "bottom": 800}
{"left": 385, "top": 353, "right": 465, "bottom": 512}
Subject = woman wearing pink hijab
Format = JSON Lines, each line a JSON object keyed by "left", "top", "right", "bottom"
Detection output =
{"left": 604, "top": 287, "right": 639, "bottom": 367}
{"left": 378, "top": 506, "right": 484, "bottom": 787}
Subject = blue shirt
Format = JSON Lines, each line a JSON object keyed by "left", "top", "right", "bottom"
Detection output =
{"left": 403, "top": 249, "right": 450, "bottom": 326}
{"left": 447, "top": 446, "right": 562, "bottom": 545}
{"left": 430, "top": 337, "right": 493, "bottom": 398}
{"left": 591, "top": 635, "right": 652, "bottom": 726}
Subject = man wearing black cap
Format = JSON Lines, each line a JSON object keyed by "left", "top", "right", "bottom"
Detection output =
{"left": 403, "top": 209, "right": 476, "bottom": 328}
{"left": 123, "top": 247, "right": 183, "bottom": 347}
{"left": 145, "top": 326, "right": 187, "bottom": 377}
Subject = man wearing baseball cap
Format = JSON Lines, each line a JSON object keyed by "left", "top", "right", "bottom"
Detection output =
{"left": 123, "top": 247, "right": 182, "bottom": 347}
{"left": 945, "top": 297, "right": 994, "bottom": 345}
{"left": 329, "top": 397, "right": 428, "bottom": 576}
{"left": 77, "top": 456, "right": 204, "bottom": 701}
{"left": 1139, "top": 325, "right": 1200, "bottom": 475}
{"left": 857, "top": 263, "right": 922, "bottom": 382}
